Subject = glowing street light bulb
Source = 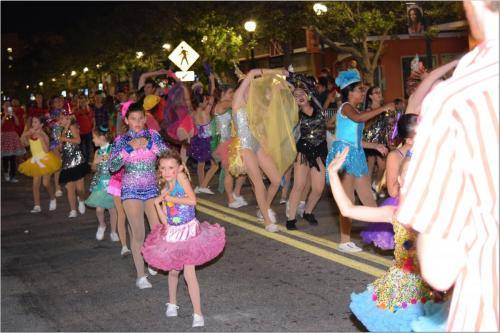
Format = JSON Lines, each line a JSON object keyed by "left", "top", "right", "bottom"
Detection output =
{"left": 7, "top": 47, "right": 12, "bottom": 53}
{"left": 71, "top": 70, "right": 77, "bottom": 76}
{"left": 313, "top": 3, "right": 328, "bottom": 15}
{"left": 39, "top": 81, "right": 44, "bottom": 87}
{"left": 26, "top": 85, "right": 30, "bottom": 89}
{"left": 244, "top": 20, "right": 256, "bottom": 32}
{"left": 51, "top": 78, "right": 56, "bottom": 82}
{"left": 162, "top": 43, "right": 171, "bottom": 51}
{"left": 83, "top": 67, "right": 89, "bottom": 73}
{"left": 136, "top": 51, "right": 144, "bottom": 59}
{"left": 96, "top": 63, "right": 101, "bottom": 69}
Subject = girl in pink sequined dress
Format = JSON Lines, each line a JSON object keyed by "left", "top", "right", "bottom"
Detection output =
{"left": 142, "top": 150, "right": 225, "bottom": 328}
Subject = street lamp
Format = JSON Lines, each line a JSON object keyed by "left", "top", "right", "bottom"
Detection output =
{"left": 51, "top": 78, "right": 56, "bottom": 82}
{"left": 136, "top": 51, "right": 144, "bottom": 59}
{"left": 26, "top": 85, "right": 30, "bottom": 89}
{"left": 96, "top": 63, "right": 102, "bottom": 69}
{"left": 39, "top": 82, "right": 44, "bottom": 87}
{"left": 71, "top": 70, "right": 77, "bottom": 76}
{"left": 244, "top": 20, "right": 257, "bottom": 69}
{"left": 162, "top": 43, "right": 171, "bottom": 51}
{"left": 83, "top": 67, "right": 89, "bottom": 73}
{"left": 313, "top": 3, "right": 328, "bottom": 16}
{"left": 6, "top": 47, "right": 12, "bottom": 53}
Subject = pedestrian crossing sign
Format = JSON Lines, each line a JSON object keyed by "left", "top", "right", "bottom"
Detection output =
{"left": 168, "top": 41, "right": 200, "bottom": 72}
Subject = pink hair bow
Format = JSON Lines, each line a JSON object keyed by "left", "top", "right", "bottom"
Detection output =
{"left": 120, "top": 100, "right": 134, "bottom": 118}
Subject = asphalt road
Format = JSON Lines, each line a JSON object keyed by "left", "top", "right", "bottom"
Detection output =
{"left": 1, "top": 174, "right": 393, "bottom": 332}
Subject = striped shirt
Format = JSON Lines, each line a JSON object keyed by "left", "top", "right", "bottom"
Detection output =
{"left": 397, "top": 39, "right": 499, "bottom": 332}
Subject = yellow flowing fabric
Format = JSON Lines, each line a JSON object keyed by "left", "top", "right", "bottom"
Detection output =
{"left": 247, "top": 73, "right": 299, "bottom": 175}
{"left": 228, "top": 119, "right": 246, "bottom": 177}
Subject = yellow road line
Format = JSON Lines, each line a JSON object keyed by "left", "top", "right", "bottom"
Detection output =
{"left": 197, "top": 197, "right": 393, "bottom": 268}
{"left": 197, "top": 204, "right": 385, "bottom": 278}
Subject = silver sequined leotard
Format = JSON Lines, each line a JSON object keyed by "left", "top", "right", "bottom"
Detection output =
{"left": 61, "top": 127, "right": 85, "bottom": 169}
{"left": 235, "top": 107, "right": 259, "bottom": 152}
{"left": 215, "top": 109, "right": 232, "bottom": 142}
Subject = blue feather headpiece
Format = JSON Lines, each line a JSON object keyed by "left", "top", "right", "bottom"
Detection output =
{"left": 335, "top": 69, "right": 361, "bottom": 90}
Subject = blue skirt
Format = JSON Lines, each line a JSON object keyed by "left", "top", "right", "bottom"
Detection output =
{"left": 85, "top": 190, "right": 115, "bottom": 209}
{"left": 350, "top": 288, "right": 447, "bottom": 332}
{"left": 326, "top": 141, "right": 368, "bottom": 183}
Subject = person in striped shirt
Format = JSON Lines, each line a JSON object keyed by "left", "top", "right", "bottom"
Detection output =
{"left": 397, "top": 1, "right": 499, "bottom": 331}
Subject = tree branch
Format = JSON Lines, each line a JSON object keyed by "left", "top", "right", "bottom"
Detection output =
{"left": 371, "top": 26, "right": 391, "bottom": 72}
{"left": 311, "top": 26, "right": 364, "bottom": 62}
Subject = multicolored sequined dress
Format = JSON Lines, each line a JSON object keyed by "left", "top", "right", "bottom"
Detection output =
{"left": 350, "top": 217, "right": 446, "bottom": 332}
{"left": 109, "top": 129, "right": 168, "bottom": 201}
{"left": 141, "top": 180, "right": 226, "bottom": 271}
{"left": 85, "top": 144, "right": 114, "bottom": 209}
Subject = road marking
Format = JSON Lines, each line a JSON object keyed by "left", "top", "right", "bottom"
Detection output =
{"left": 197, "top": 198, "right": 393, "bottom": 267}
{"left": 197, "top": 204, "right": 385, "bottom": 278}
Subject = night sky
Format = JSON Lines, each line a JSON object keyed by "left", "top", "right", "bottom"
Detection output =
{"left": 2, "top": 1, "right": 116, "bottom": 35}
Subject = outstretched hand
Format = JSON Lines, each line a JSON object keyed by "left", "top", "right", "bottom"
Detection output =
{"left": 328, "top": 147, "right": 349, "bottom": 174}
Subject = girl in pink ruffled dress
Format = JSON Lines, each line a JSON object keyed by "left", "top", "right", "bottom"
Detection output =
{"left": 142, "top": 149, "right": 225, "bottom": 328}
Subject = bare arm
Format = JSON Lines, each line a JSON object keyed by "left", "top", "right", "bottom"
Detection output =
{"left": 386, "top": 151, "right": 402, "bottom": 197}
{"left": 154, "top": 199, "right": 168, "bottom": 225}
{"left": 232, "top": 68, "right": 287, "bottom": 110}
{"left": 138, "top": 69, "right": 168, "bottom": 90}
{"left": 342, "top": 102, "right": 394, "bottom": 123}
{"left": 20, "top": 128, "right": 32, "bottom": 146}
{"left": 361, "top": 141, "right": 388, "bottom": 156}
{"left": 327, "top": 147, "right": 395, "bottom": 223}
{"left": 164, "top": 173, "right": 196, "bottom": 206}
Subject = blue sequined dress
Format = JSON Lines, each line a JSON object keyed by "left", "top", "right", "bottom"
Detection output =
{"left": 326, "top": 102, "right": 368, "bottom": 181}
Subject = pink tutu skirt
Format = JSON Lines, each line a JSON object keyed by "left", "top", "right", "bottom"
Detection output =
{"left": 107, "top": 168, "right": 124, "bottom": 197}
{"left": 142, "top": 218, "right": 226, "bottom": 271}
{"left": 214, "top": 138, "right": 232, "bottom": 169}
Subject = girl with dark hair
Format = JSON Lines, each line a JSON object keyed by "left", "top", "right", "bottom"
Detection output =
{"left": 85, "top": 125, "right": 117, "bottom": 241}
{"left": 286, "top": 81, "right": 328, "bottom": 230}
{"left": 408, "top": 7, "right": 424, "bottom": 34}
{"left": 108, "top": 102, "right": 168, "bottom": 289}
{"left": 213, "top": 84, "right": 248, "bottom": 208}
{"left": 58, "top": 109, "right": 90, "bottom": 218}
{"left": 189, "top": 74, "right": 219, "bottom": 194}
{"left": 363, "top": 86, "right": 393, "bottom": 196}
{"left": 360, "top": 113, "right": 418, "bottom": 250}
{"left": 325, "top": 70, "right": 395, "bottom": 253}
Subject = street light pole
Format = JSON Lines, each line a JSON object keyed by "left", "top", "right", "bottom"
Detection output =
{"left": 250, "top": 32, "right": 256, "bottom": 69}
{"left": 244, "top": 20, "right": 257, "bottom": 69}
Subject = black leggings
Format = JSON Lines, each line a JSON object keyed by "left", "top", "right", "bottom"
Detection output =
{"left": 2, "top": 156, "right": 17, "bottom": 178}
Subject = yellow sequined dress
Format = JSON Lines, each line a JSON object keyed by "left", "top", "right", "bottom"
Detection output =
{"left": 18, "top": 138, "right": 61, "bottom": 177}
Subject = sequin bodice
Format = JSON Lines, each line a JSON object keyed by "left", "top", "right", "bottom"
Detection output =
{"left": 216, "top": 109, "right": 232, "bottom": 141}
{"left": 90, "top": 144, "right": 112, "bottom": 192}
{"left": 61, "top": 127, "right": 85, "bottom": 169}
{"left": 335, "top": 103, "right": 364, "bottom": 147}
{"left": 164, "top": 181, "right": 196, "bottom": 226}
{"left": 299, "top": 107, "right": 326, "bottom": 146}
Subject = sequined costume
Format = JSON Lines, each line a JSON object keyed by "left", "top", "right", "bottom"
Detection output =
{"left": 162, "top": 82, "right": 197, "bottom": 141}
{"left": 47, "top": 109, "right": 63, "bottom": 151}
{"left": 214, "top": 109, "right": 233, "bottom": 168}
{"left": 18, "top": 138, "right": 61, "bottom": 177}
{"left": 85, "top": 144, "right": 115, "bottom": 209}
{"left": 141, "top": 180, "right": 226, "bottom": 271}
{"left": 188, "top": 122, "right": 212, "bottom": 162}
{"left": 363, "top": 110, "right": 395, "bottom": 156}
{"left": 106, "top": 135, "right": 124, "bottom": 198}
{"left": 235, "top": 107, "right": 259, "bottom": 152}
{"left": 59, "top": 127, "right": 90, "bottom": 184}
{"left": 326, "top": 102, "right": 368, "bottom": 181}
{"left": 296, "top": 106, "right": 327, "bottom": 171}
{"left": 109, "top": 129, "right": 167, "bottom": 201}
{"left": 350, "top": 217, "right": 446, "bottom": 332}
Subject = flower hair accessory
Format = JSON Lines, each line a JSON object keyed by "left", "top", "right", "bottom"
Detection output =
{"left": 335, "top": 69, "right": 361, "bottom": 90}
{"left": 120, "top": 100, "right": 134, "bottom": 118}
